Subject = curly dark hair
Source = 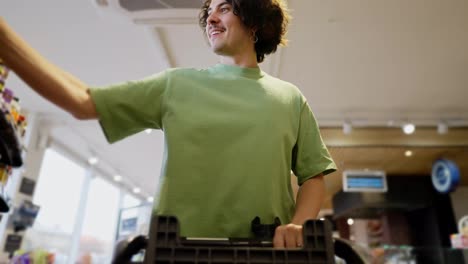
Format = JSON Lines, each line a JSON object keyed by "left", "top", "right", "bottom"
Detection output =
{"left": 199, "top": 0, "right": 290, "bottom": 63}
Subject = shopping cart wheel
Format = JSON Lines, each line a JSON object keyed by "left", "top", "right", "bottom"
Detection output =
{"left": 112, "top": 235, "right": 147, "bottom": 264}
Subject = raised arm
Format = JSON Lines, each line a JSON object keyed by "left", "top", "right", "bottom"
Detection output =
{"left": 0, "top": 18, "right": 97, "bottom": 120}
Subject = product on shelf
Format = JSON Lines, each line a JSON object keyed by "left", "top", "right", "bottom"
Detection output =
{"left": 0, "top": 61, "right": 27, "bottom": 168}
{"left": 11, "top": 249, "right": 55, "bottom": 264}
{"left": 0, "top": 59, "right": 9, "bottom": 80}
{"left": 0, "top": 60, "right": 28, "bottom": 213}
{"left": 0, "top": 164, "right": 12, "bottom": 185}
{"left": 0, "top": 164, "right": 11, "bottom": 212}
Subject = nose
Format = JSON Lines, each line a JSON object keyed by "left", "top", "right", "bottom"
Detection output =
{"left": 206, "top": 11, "right": 220, "bottom": 26}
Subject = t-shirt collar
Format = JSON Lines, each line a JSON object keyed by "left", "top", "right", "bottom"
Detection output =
{"left": 210, "top": 63, "right": 264, "bottom": 79}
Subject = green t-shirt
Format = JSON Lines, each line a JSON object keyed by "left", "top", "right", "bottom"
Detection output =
{"left": 90, "top": 64, "right": 336, "bottom": 238}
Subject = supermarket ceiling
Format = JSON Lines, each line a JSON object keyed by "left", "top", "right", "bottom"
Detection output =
{"left": 2, "top": 0, "right": 468, "bottom": 206}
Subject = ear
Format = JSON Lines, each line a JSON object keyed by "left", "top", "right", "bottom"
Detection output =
{"left": 250, "top": 26, "right": 258, "bottom": 34}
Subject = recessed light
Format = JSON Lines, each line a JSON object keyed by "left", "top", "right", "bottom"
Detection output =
{"left": 405, "top": 150, "right": 413, "bottom": 157}
{"left": 402, "top": 124, "right": 415, "bottom": 134}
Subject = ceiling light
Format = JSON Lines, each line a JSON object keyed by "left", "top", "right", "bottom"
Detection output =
{"left": 113, "top": 175, "right": 122, "bottom": 182}
{"left": 347, "top": 218, "right": 354, "bottom": 225}
{"left": 133, "top": 187, "right": 141, "bottom": 194}
{"left": 88, "top": 156, "right": 99, "bottom": 165}
{"left": 343, "top": 121, "right": 352, "bottom": 135}
{"left": 147, "top": 197, "right": 154, "bottom": 203}
{"left": 145, "top": 129, "right": 152, "bottom": 134}
{"left": 402, "top": 123, "right": 415, "bottom": 134}
{"left": 405, "top": 150, "right": 413, "bottom": 157}
{"left": 437, "top": 122, "right": 448, "bottom": 134}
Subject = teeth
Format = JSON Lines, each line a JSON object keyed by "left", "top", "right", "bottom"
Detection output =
{"left": 211, "top": 29, "right": 224, "bottom": 36}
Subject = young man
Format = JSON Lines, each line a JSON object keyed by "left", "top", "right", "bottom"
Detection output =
{"left": 0, "top": 0, "right": 336, "bottom": 249}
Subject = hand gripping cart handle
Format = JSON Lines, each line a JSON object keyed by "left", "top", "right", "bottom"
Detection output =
{"left": 113, "top": 215, "right": 337, "bottom": 264}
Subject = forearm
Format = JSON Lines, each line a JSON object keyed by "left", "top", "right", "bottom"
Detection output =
{"left": 291, "top": 174, "right": 325, "bottom": 225}
{"left": 0, "top": 18, "right": 95, "bottom": 119}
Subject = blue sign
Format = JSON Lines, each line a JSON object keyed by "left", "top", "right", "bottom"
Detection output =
{"left": 431, "top": 159, "right": 460, "bottom": 193}
{"left": 121, "top": 217, "right": 138, "bottom": 232}
{"left": 343, "top": 170, "right": 387, "bottom": 192}
{"left": 347, "top": 176, "right": 385, "bottom": 189}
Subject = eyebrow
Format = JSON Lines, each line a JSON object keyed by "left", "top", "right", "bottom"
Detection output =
{"left": 207, "top": 1, "right": 230, "bottom": 14}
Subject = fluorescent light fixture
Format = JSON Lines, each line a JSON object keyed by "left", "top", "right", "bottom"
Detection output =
{"left": 88, "top": 156, "right": 99, "bottom": 165}
{"left": 402, "top": 123, "right": 415, "bottom": 134}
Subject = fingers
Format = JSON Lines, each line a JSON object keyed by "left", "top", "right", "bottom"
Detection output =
{"left": 273, "top": 228, "right": 285, "bottom": 248}
{"left": 296, "top": 232, "right": 304, "bottom": 248}
{"left": 273, "top": 224, "right": 303, "bottom": 249}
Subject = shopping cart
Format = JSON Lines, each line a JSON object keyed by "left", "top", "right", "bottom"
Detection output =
{"left": 113, "top": 215, "right": 365, "bottom": 264}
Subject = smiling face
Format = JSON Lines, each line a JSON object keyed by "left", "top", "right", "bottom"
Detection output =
{"left": 205, "top": 0, "right": 254, "bottom": 57}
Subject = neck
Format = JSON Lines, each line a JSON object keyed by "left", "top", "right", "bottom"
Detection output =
{"left": 219, "top": 50, "right": 258, "bottom": 68}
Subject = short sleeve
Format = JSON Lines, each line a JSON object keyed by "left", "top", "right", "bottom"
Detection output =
{"left": 89, "top": 70, "right": 168, "bottom": 143}
{"left": 292, "top": 101, "right": 337, "bottom": 185}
